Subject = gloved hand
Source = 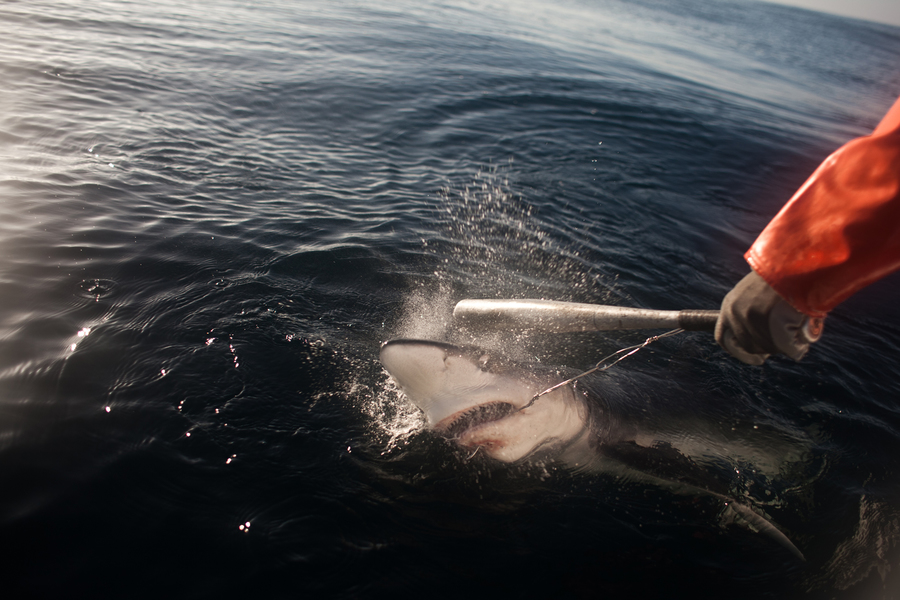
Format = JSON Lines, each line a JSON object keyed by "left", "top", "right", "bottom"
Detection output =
{"left": 715, "top": 271, "right": 824, "bottom": 365}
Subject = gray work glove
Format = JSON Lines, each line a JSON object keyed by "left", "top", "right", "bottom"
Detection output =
{"left": 715, "top": 271, "right": 824, "bottom": 365}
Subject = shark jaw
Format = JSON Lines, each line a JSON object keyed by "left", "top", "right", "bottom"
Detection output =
{"left": 379, "top": 339, "right": 589, "bottom": 463}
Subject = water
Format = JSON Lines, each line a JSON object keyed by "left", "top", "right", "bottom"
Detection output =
{"left": 1, "top": 0, "right": 899, "bottom": 597}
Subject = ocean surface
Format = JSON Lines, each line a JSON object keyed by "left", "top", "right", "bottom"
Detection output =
{"left": 2, "top": 0, "right": 900, "bottom": 598}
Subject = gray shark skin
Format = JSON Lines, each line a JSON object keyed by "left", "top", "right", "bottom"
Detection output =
{"left": 379, "top": 338, "right": 805, "bottom": 560}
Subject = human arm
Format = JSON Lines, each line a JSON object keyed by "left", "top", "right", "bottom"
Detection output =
{"left": 717, "top": 95, "right": 900, "bottom": 364}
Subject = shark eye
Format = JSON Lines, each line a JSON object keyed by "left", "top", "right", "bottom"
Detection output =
{"left": 477, "top": 354, "right": 490, "bottom": 370}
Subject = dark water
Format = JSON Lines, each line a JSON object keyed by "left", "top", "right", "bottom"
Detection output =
{"left": 2, "top": 0, "right": 900, "bottom": 597}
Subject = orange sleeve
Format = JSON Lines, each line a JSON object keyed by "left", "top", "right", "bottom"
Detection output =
{"left": 746, "top": 95, "right": 900, "bottom": 318}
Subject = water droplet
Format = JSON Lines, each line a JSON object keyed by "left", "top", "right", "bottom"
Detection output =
{"left": 77, "top": 278, "right": 116, "bottom": 299}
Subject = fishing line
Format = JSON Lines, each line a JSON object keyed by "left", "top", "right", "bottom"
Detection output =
{"left": 518, "top": 328, "right": 684, "bottom": 412}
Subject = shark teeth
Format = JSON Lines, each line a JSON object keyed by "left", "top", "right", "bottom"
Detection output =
{"left": 442, "top": 401, "right": 517, "bottom": 438}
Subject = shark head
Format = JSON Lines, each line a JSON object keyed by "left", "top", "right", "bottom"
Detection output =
{"left": 379, "top": 339, "right": 590, "bottom": 463}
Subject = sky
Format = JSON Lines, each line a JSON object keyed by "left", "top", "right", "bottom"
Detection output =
{"left": 760, "top": 0, "right": 900, "bottom": 27}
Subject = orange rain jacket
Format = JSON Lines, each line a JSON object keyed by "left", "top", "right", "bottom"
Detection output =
{"left": 746, "top": 95, "right": 900, "bottom": 318}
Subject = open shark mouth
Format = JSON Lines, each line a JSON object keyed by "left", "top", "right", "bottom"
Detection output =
{"left": 439, "top": 401, "right": 518, "bottom": 438}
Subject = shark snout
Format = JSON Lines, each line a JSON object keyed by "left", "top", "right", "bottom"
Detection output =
{"left": 379, "top": 339, "right": 539, "bottom": 425}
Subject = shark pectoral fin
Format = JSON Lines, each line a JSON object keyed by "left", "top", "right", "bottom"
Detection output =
{"left": 598, "top": 441, "right": 804, "bottom": 561}
{"left": 721, "top": 501, "right": 805, "bottom": 562}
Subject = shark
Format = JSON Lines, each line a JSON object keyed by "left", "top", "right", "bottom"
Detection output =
{"left": 379, "top": 338, "right": 806, "bottom": 560}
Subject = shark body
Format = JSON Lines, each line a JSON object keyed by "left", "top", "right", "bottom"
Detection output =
{"left": 379, "top": 338, "right": 805, "bottom": 560}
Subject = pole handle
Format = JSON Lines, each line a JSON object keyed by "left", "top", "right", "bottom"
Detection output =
{"left": 453, "top": 299, "right": 719, "bottom": 333}
{"left": 676, "top": 309, "right": 720, "bottom": 331}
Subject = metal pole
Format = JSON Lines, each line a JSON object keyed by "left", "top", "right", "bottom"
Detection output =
{"left": 453, "top": 299, "right": 719, "bottom": 332}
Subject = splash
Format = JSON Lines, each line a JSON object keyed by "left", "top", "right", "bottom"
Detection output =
{"left": 363, "top": 374, "right": 426, "bottom": 455}
{"left": 392, "top": 285, "right": 456, "bottom": 342}
{"left": 431, "top": 165, "right": 617, "bottom": 306}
